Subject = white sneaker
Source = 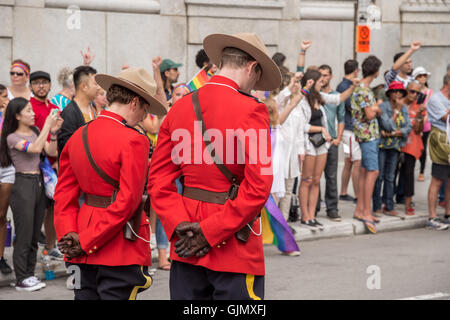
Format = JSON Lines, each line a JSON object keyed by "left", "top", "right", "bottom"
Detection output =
{"left": 29, "top": 276, "right": 46, "bottom": 289}
{"left": 15, "top": 277, "right": 44, "bottom": 292}
{"left": 426, "top": 218, "right": 449, "bottom": 231}
{"left": 281, "top": 251, "right": 301, "bottom": 256}
{"left": 46, "top": 247, "right": 64, "bottom": 261}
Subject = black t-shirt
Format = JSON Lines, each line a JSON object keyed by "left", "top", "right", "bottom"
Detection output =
{"left": 309, "top": 108, "right": 323, "bottom": 126}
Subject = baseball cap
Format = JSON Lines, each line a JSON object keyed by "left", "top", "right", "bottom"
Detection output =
{"left": 29, "top": 71, "right": 51, "bottom": 83}
{"left": 160, "top": 59, "right": 182, "bottom": 72}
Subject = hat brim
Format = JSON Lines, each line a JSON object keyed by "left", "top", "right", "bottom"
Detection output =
{"left": 386, "top": 88, "right": 407, "bottom": 98}
{"left": 95, "top": 74, "right": 167, "bottom": 117}
{"left": 414, "top": 72, "right": 431, "bottom": 78}
{"left": 161, "top": 63, "right": 183, "bottom": 73}
{"left": 203, "top": 34, "right": 281, "bottom": 91}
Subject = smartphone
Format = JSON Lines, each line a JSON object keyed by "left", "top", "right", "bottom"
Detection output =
{"left": 417, "top": 92, "right": 426, "bottom": 105}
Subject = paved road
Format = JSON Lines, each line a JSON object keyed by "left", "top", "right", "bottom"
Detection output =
{"left": 1, "top": 228, "right": 448, "bottom": 300}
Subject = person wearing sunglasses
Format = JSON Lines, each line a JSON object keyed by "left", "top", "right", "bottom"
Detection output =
{"left": 374, "top": 81, "right": 411, "bottom": 219}
{"left": 398, "top": 81, "right": 427, "bottom": 216}
{"left": 412, "top": 67, "right": 432, "bottom": 182}
{"left": 7, "top": 59, "right": 32, "bottom": 101}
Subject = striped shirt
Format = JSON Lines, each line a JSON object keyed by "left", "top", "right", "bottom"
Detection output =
{"left": 384, "top": 68, "right": 414, "bottom": 90}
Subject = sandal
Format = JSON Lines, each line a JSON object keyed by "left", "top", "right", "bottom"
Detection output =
{"left": 354, "top": 215, "right": 376, "bottom": 234}
{"left": 406, "top": 208, "right": 415, "bottom": 216}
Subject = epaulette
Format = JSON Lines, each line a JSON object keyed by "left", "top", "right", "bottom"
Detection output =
{"left": 238, "top": 90, "right": 262, "bottom": 103}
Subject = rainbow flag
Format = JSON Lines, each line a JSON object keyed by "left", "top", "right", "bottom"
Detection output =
{"left": 262, "top": 194, "right": 300, "bottom": 253}
{"left": 186, "top": 67, "right": 214, "bottom": 92}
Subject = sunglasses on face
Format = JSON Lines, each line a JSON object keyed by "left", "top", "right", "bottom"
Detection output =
{"left": 10, "top": 71, "right": 25, "bottom": 77}
{"left": 391, "top": 89, "right": 404, "bottom": 94}
{"left": 408, "top": 90, "right": 419, "bottom": 95}
{"left": 416, "top": 74, "right": 427, "bottom": 78}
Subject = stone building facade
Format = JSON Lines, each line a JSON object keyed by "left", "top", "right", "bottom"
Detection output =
{"left": 0, "top": 0, "right": 449, "bottom": 93}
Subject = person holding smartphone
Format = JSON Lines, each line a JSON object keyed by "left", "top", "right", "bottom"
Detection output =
{"left": 412, "top": 67, "right": 432, "bottom": 182}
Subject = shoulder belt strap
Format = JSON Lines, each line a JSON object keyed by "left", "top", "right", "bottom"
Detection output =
{"left": 82, "top": 123, "right": 120, "bottom": 189}
{"left": 192, "top": 90, "right": 239, "bottom": 185}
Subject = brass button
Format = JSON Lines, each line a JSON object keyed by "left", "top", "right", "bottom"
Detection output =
{"left": 222, "top": 241, "right": 226, "bottom": 245}
{"left": 89, "top": 250, "right": 93, "bottom": 254}
{"left": 217, "top": 245, "right": 221, "bottom": 248}
{"left": 146, "top": 219, "right": 150, "bottom": 223}
{"left": 93, "top": 246, "right": 97, "bottom": 250}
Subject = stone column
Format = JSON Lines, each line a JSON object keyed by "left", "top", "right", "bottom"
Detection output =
{"left": 0, "top": 0, "right": 14, "bottom": 85}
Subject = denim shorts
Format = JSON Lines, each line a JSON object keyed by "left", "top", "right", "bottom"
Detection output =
{"left": 359, "top": 139, "right": 380, "bottom": 171}
{"left": 0, "top": 165, "right": 15, "bottom": 184}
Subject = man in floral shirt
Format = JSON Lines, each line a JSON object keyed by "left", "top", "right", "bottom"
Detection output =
{"left": 350, "top": 55, "right": 383, "bottom": 234}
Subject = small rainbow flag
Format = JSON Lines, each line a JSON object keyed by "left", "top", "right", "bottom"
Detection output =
{"left": 186, "top": 67, "right": 214, "bottom": 92}
{"left": 261, "top": 194, "right": 300, "bottom": 253}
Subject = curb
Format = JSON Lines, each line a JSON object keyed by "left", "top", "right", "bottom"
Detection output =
{"left": 289, "top": 211, "right": 429, "bottom": 242}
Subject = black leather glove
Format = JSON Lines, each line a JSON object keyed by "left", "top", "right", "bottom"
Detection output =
{"left": 57, "top": 232, "right": 86, "bottom": 260}
{"left": 174, "top": 222, "right": 210, "bottom": 258}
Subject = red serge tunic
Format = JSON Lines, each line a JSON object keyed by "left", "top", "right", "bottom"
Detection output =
{"left": 148, "top": 76, "right": 273, "bottom": 276}
{"left": 54, "top": 110, "right": 152, "bottom": 266}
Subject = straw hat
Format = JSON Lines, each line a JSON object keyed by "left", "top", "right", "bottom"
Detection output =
{"left": 95, "top": 67, "right": 167, "bottom": 116}
{"left": 203, "top": 33, "right": 282, "bottom": 91}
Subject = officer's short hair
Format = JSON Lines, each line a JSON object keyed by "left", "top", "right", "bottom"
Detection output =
{"left": 106, "top": 84, "right": 147, "bottom": 107}
{"left": 220, "top": 47, "right": 262, "bottom": 73}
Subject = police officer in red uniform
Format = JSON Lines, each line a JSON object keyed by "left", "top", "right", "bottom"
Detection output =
{"left": 54, "top": 68, "right": 167, "bottom": 300}
{"left": 148, "top": 33, "right": 282, "bottom": 300}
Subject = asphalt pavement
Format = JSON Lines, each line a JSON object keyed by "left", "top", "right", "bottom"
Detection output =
{"left": 0, "top": 228, "right": 448, "bottom": 300}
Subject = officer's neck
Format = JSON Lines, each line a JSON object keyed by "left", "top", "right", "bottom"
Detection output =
{"left": 107, "top": 102, "right": 139, "bottom": 127}
{"left": 218, "top": 67, "right": 252, "bottom": 94}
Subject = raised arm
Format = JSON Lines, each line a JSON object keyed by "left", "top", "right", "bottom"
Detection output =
{"left": 14, "top": 111, "right": 60, "bottom": 155}
{"left": 392, "top": 41, "right": 421, "bottom": 72}
{"left": 152, "top": 56, "right": 169, "bottom": 110}
{"left": 339, "top": 78, "right": 360, "bottom": 103}
{"left": 297, "top": 40, "right": 311, "bottom": 73}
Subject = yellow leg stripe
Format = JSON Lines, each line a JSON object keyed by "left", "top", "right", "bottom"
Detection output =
{"left": 129, "top": 266, "right": 153, "bottom": 300}
{"left": 245, "top": 274, "right": 261, "bottom": 301}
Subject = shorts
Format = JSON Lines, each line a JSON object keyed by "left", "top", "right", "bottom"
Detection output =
{"left": 305, "top": 139, "right": 328, "bottom": 156}
{"left": 342, "top": 130, "right": 362, "bottom": 161}
{"left": 431, "top": 163, "right": 450, "bottom": 180}
{"left": 0, "top": 165, "right": 15, "bottom": 184}
{"left": 359, "top": 139, "right": 379, "bottom": 171}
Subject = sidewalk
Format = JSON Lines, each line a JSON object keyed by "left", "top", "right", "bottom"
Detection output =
{"left": 0, "top": 150, "right": 445, "bottom": 288}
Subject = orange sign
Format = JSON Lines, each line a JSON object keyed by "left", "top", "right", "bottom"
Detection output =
{"left": 356, "top": 25, "right": 371, "bottom": 53}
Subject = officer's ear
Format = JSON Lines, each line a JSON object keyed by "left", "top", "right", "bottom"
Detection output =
{"left": 130, "top": 96, "right": 139, "bottom": 111}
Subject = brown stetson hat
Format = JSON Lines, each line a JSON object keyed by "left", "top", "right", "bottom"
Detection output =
{"left": 95, "top": 67, "right": 167, "bottom": 117}
{"left": 203, "top": 33, "right": 282, "bottom": 91}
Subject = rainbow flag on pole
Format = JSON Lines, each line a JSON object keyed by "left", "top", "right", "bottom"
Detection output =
{"left": 186, "top": 67, "right": 214, "bottom": 92}
{"left": 262, "top": 194, "right": 300, "bottom": 253}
